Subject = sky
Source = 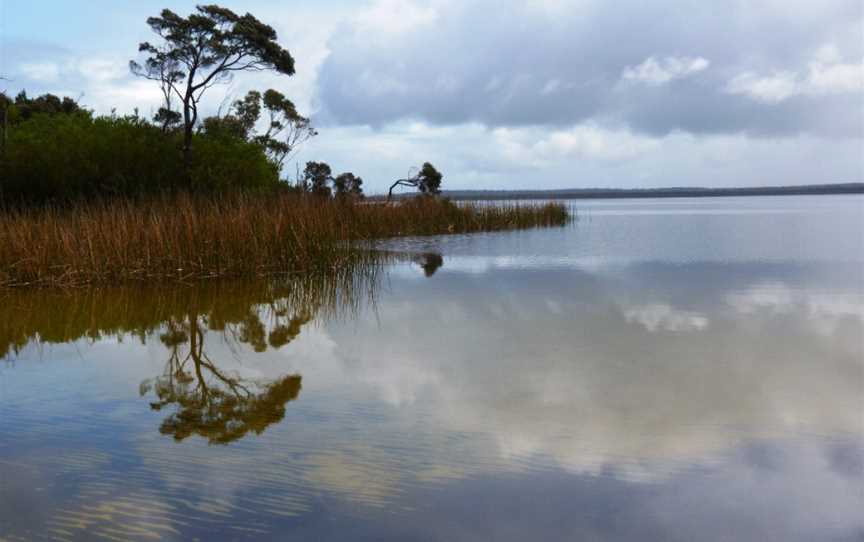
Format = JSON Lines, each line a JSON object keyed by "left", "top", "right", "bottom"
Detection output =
{"left": 1, "top": 0, "right": 862, "bottom": 193}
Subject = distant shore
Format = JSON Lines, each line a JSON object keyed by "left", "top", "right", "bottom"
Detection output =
{"left": 404, "top": 182, "right": 864, "bottom": 201}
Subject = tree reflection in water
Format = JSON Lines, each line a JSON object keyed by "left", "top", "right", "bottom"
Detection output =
{"left": 136, "top": 273, "right": 371, "bottom": 444}
{"left": 139, "top": 309, "right": 307, "bottom": 445}
{"left": 1, "top": 262, "right": 387, "bottom": 444}
{"left": 413, "top": 252, "right": 444, "bottom": 277}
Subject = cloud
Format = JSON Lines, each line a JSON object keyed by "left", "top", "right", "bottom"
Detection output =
{"left": 303, "top": 122, "right": 864, "bottom": 193}
{"left": 353, "top": 0, "right": 438, "bottom": 36}
{"left": 313, "top": 263, "right": 864, "bottom": 483}
{"left": 621, "top": 56, "right": 709, "bottom": 85}
{"left": 530, "top": 124, "right": 661, "bottom": 161}
{"left": 317, "top": 0, "right": 863, "bottom": 137}
{"left": 6, "top": 50, "right": 162, "bottom": 114}
{"left": 725, "top": 71, "right": 799, "bottom": 103}
{"left": 5, "top": 1, "right": 863, "bottom": 190}
{"left": 624, "top": 304, "right": 709, "bottom": 332}
{"left": 17, "top": 62, "right": 61, "bottom": 82}
{"left": 726, "top": 281, "right": 864, "bottom": 335}
{"left": 725, "top": 46, "right": 864, "bottom": 103}
{"left": 3, "top": 2, "right": 335, "bottom": 120}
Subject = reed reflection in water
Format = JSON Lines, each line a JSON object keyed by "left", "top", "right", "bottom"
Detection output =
{"left": 1, "top": 259, "right": 387, "bottom": 447}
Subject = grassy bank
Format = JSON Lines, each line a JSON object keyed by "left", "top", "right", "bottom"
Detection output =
{"left": 0, "top": 194, "right": 569, "bottom": 287}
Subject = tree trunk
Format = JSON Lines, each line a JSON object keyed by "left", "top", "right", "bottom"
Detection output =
{"left": 387, "top": 179, "right": 416, "bottom": 202}
{"left": 387, "top": 180, "right": 400, "bottom": 202}
{"left": 182, "top": 92, "right": 194, "bottom": 172}
{"left": 183, "top": 124, "right": 193, "bottom": 168}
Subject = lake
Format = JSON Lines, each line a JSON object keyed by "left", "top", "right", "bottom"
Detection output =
{"left": 2, "top": 195, "right": 863, "bottom": 541}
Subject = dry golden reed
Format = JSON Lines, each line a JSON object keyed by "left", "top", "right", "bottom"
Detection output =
{"left": 0, "top": 194, "right": 569, "bottom": 288}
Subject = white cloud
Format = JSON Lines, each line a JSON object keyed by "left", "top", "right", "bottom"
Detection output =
{"left": 726, "top": 45, "right": 864, "bottom": 103}
{"left": 18, "top": 62, "right": 61, "bottom": 82}
{"left": 726, "top": 281, "right": 864, "bottom": 335}
{"left": 621, "top": 55, "right": 710, "bottom": 85}
{"left": 353, "top": 0, "right": 439, "bottom": 36}
{"left": 529, "top": 124, "right": 661, "bottom": 161}
{"left": 541, "top": 78, "right": 562, "bottom": 95}
{"left": 13, "top": 53, "right": 161, "bottom": 110}
{"left": 624, "top": 304, "right": 709, "bottom": 332}
{"left": 807, "top": 58, "right": 864, "bottom": 93}
{"left": 725, "top": 70, "right": 800, "bottom": 103}
{"left": 302, "top": 120, "right": 863, "bottom": 194}
{"left": 318, "top": 0, "right": 861, "bottom": 139}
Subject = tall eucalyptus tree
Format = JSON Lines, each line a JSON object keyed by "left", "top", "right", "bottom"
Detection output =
{"left": 130, "top": 5, "right": 295, "bottom": 167}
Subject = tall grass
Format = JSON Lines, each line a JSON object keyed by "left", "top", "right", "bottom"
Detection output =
{"left": 0, "top": 194, "right": 569, "bottom": 287}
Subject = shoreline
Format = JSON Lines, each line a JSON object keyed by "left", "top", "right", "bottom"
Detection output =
{"left": 0, "top": 195, "right": 570, "bottom": 289}
{"left": 412, "top": 183, "right": 864, "bottom": 201}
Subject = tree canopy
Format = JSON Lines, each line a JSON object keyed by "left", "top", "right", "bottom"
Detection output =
{"left": 302, "top": 161, "right": 333, "bottom": 198}
{"left": 388, "top": 162, "right": 444, "bottom": 201}
{"left": 130, "top": 4, "right": 296, "bottom": 164}
{"left": 300, "top": 161, "right": 365, "bottom": 199}
{"left": 333, "top": 172, "right": 364, "bottom": 199}
{"left": 202, "top": 89, "right": 316, "bottom": 168}
{"left": 1, "top": 6, "right": 452, "bottom": 203}
{"left": 3, "top": 91, "right": 83, "bottom": 121}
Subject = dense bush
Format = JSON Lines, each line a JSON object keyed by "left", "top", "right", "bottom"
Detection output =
{"left": 0, "top": 111, "right": 279, "bottom": 204}
{"left": 186, "top": 130, "right": 280, "bottom": 193}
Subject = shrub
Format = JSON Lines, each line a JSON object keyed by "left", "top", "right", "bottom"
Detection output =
{"left": 0, "top": 110, "right": 280, "bottom": 204}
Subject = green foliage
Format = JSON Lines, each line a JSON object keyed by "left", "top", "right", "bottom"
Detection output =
{"left": 417, "top": 162, "right": 443, "bottom": 195}
{"left": 1, "top": 110, "right": 180, "bottom": 202}
{"left": 201, "top": 89, "right": 316, "bottom": 169}
{"left": 153, "top": 107, "right": 182, "bottom": 132}
{"left": 0, "top": 94, "right": 279, "bottom": 203}
{"left": 188, "top": 130, "right": 279, "bottom": 192}
{"left": 139, "top": 5, "right": 295, "bottom": 77}
{"left": 303, "top": 161, "right": 333, "bottom": 198}
{"left": 1, "top": 6, "right": 340, "bottom": 203}
{"left": 130, "top": 4, "right": 296, "bottom": 163}
{"left": 333, "top": 172, "right": 364, "bottom": 199}
{"left": 387, "top": 161, "right": 444, "bottom": 200}
{"left": 298, "top": 161, "right": 364, "bottom": 199}
{"left": 9, "top": 91, "right": 83, "bottom": 121}
{"left": 255, "top": 89, "right": 316, "bottom": 167}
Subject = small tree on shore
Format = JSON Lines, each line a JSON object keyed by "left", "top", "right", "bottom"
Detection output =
{"left": 298, "top": 161, "right": 364, "bottom": 199}
{"left": 202, "top": 89, "right": 316, "bottom": 170}
{"left": 255, "top": 89, "right": 317, "bottom": 169}
{"left": 333, "top": 172, "right": 364, "bottom": 200}
{"left": 130, "top": 5, "right": 296, "bottom": 167}
{"left": 387, "top": 162, "right": 443, "bottom": 201}
{"left": 302, "top": 161, "right": 332, "bottom": 198}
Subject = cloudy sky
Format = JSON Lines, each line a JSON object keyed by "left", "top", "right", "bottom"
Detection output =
{"left": 2, "top": 0, "right": 862, "bottom": 192}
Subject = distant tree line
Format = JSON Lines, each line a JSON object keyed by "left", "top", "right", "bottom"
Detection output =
{"left": 0, "top": 5, "right": 443, "bottom": 205}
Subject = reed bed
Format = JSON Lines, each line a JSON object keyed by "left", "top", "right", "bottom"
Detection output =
{"left": 0, "top": 194, "right": 569, "bottom": 287}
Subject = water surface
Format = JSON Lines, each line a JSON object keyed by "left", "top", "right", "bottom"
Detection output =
{"left": 2, "top": 195, "right": 863, "bottom": 541}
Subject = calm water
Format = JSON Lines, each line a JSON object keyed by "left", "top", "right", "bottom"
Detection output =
{"left": 2, "top": 195, "right": 863, "bottom": 541}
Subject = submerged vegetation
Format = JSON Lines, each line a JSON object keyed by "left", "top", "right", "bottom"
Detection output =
{"left": 0, "top": 194, "right": 568, "bottom": 288}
